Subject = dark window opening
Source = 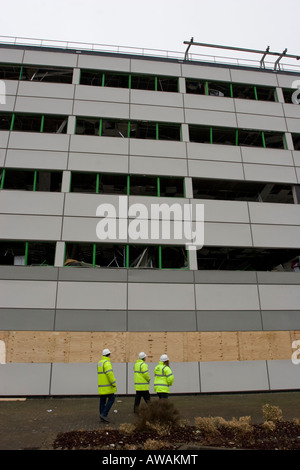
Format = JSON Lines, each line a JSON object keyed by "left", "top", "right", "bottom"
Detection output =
{"left": 263, "top": 131, "right": 285, "bottom": 149}
{"left": 130, "top": 175, "right": 158, "bottom": 196}
{"left": 129, "top": 121, "right": 156, "bottom": 139}
{"left": 0, "top": 114, "right": 12, "bottom": 130}
{"left": 159, "top": 177, "right": 184, "bottom": 198}
{"left": 13, "top": 114, "right": 42, "bottom": 132}
{"left": 94, "top": 244, "right": 126, "bottom": 268}
{"left": 192, "top": 178, "right": 295, "bottom": 204}
{"left": 185, "top": 79, "right": 206, "bottom": 95}
{"left": 80, "top": 70, "right": 103, "bottom": 86}
{"left": 131, "top": 75, "right": 155, "bottom": 91}
{"left": 189, "top": 125, "right": 210, "bottom": 143}
{"left": 197, "top": 246, "right": 300, "bottom": 272}
{"left": 0, "top": 64, "right": 21, "bottom": 80}
{"left": 0, "top": 241, "right": 26, "bottom": 265}
{"left": 157, "top": 76, "right": 178, "bottom": 92}
{"left": 232, "top": 84, "right": 256, "bottom": 100}
{"left": 237, "top": 129, "right": 264, "bottom": 147}
{"left": 0, "top": 241, "right": 56, "bottom": 266}
{"left": 70, "top": 172, "right": 97, "bottom": 193}
{"left": 129, "top": 245, "right": 159, "bottom": 268}
{"left": 75, "top": 117, "right": 100, "bottom": 135}
{"left": 158, "top": 123, "right": 181, "bottom": 141}
{"left": 255, "top": 86, "right": 276, "bottom": 102}
{"left": 101, "top": 119, "right": 128, "bottom": 138}
{"left": 65, "top": 243, "right": 94, "bottom": 267}
{"left": 207, "top": 81, "right": 231, "bottom": 97}
{"left": 43, "top": 115, "right": 67, "bottom": 134}
{"left": 104, "top": 73, "right": 129, "bottom": 88}
{"left": 161, "top": 246, "right": 188, "bottom": 269}
{"left": 35, "top": 171, "right": 62, "bottom": 192}
{"left": 213, "top": 127, "right": 236, "bottom": 145}
{"left": 2, "top": 169, "right": 34, "bottom": 191}
{"left": 98, "top": 173, "right": 127, "bottom": 195}
{"left": 292, "top": 133, "right": 300, "bottom": 150}
{"left": 283, "top": 88, "right": 300, "bottom": 104}
{"left": 20, "top": 66, "right": 73, "bottom": 84}
{"left": 26, "top": 242, "right": 56, "bottom": 266}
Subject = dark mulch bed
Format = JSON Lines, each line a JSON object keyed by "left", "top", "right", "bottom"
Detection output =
{"left": 53, "top": 421, "right": 300, "bottom": 450}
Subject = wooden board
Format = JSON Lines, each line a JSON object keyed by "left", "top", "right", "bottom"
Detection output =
{"left": 1, "top": 330, "right": 300, "bottom": 363}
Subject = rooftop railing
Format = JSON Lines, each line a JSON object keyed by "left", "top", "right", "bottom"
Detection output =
{"left": 1, "top": 35, "right": 300, "bottom": 74}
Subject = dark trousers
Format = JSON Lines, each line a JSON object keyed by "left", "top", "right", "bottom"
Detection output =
{"left": 157, "top": 392, "right": 169, "bottom": 399}
{"left": 134, "top": 390, "right": 151, "bottom": 410}
{"left": 99, "top": 393, "right": 115, "bottom": 417}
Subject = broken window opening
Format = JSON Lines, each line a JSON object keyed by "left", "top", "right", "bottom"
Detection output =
{"left": 79, "top": 69, "right": 103, "bottom": 86}
{"left": 129, "top": 121, "right": 157, "bottom": 139}
{"left": 64, "top": 242, "right": 126, "bottom": 268}
{"left": 197, "top": 246, "right": 300, "bottom": 272}
{"left": 0, "top": 241, "right": 56, "bottom": 266}
{"left": 64, "top": 242, "right": 94, "bottom": 267}
{"left": 237, "top": 128, "right": 264, "bottom": 147}
{"left": 131, "top": 74, "right": 156, "bottom": 91}
{"left": 35, "top": 171, "right": 62, "bottom": 192}
{"left": 263, "top": 131, "right": 285, "bottom": 149}
{"left": 207, "top": 81, "right": 231, "bottom": 97}
{"left": 1, "top": 168, "right": 63, "bottom": 192}
{"left": 12, "top": 114, "right": 42, "bottom": 132}
{"left": 159, "top": 177, "right": 184, "bottom": 198}
{"left": 0, "top": 113, "right": 12, "bottom": 130}
{"left": 0, "top": 241, "right": 26, "bottom": 265}
{"left": 212, "top": 127, "right": 237, "bottom": 145}
{"left": 1, "top": 169, "right": 35, "bottom": 191}
{"left": 232, "top": 84, "right": 256, "bottom": 100}
{"left": 192, "top": 178, "right": 295, "bottom": 204}
{"left": 185, "top": 79, "right": 206, "bottom": 95}
{"left": 158, "top": 122, "right": 181, "bottom": 141}
{"left": 188, "top": 125, "right": 211, "bottom": 143}
{"left": 98, "top": 173, "right": 128, "bottom": 195}
{"left": 283, "top": 88, "right": 300, "bottom": 104}
{"left": 255, "top": 86, "right": 277, "bottom": 102}
{"left": 129, "top": 245, "right": 159, "bottom": 269}
{"left": 0, "top": 64, "right": 21, "bottom": 80}
{"left": 94, "top": 244, "right": 126, "bottom": 268}
{"left": 75, "top": 117, "right": 100, "bottom": 135}
{"left": 161, "top": 246, "right": 188, "bottom": 269}
{"left": 20, "top": 66, "right": 73, "bottom": 84}
{"left": 101, "top": 119, "right": 129, "bottom": 138}
{"left": 156, "top": 76, "right": 178, "bottom": 93}
{"left": 70, "top": 172, "right": 97, "bottom": 193}
{"left": 43, "top": 116, "right": 67, "bottom": 134}
{"left": 26, "top": 242, "right": 56, "bottom": 266}
{"left": 130, "top": 175, "right": 158, "bottom": 196}
{"left": 292, "top": 133, "right": 300, "bottom": 151}
{"left": 104, "top": 72, "right": 129, "bottom": 89}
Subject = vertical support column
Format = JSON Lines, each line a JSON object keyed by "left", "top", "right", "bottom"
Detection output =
{"left": 61, "top": 170, "right": 71, "bottom": 193}
{"left": 55, "top": 241, "right": 66, "bottom": 267}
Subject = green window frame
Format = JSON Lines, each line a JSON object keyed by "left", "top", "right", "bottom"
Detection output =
{"left": 1, "top": 168, "right": 63, "bottom": 192}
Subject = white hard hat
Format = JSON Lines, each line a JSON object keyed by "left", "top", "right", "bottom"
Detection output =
{"left": 102, "top": 348, "right": 111, "bottom": 356}
{"left": 160, "top": 354, "right": 169, "bottom": 362}
{"left": 139, "top": 352, "right": 147, "bottom": 359}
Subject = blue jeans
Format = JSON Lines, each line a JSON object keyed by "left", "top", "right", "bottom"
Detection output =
{"left": 99, "top": 394, "right": 115, "bottom": 417}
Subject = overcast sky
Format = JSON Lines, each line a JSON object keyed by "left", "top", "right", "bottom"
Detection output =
{"left": 0, "top": 0, "right": 299, "bottom": 65}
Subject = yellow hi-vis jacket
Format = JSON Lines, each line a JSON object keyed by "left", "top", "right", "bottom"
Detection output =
{"left": 154, "top": 361, "right": 174, "bottom": 393}
{"left": 97, "top": 356, "right": 117, "bottom": 395}
{"left": 134, "top": 359, "right": 150, "bottom": 391}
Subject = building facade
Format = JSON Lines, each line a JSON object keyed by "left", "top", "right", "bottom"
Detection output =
{"left": 0, "top": 42, "right": 300, "bottom": 396}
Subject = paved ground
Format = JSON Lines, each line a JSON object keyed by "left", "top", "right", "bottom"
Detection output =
{"left": 1, "top": 391, "right": 300, "bottom": 450}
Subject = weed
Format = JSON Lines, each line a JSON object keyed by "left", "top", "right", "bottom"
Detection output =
{"left": 262, "top": 404, "right": 283, "bottom": 423}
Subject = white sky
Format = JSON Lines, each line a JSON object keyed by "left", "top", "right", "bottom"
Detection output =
{"left": 0, "top": 0, "right": 299, "bottom": 63}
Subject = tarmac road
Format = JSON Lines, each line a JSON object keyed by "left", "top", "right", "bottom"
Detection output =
{"left": 1, "top": 391, "right": 300, "bottom": 450}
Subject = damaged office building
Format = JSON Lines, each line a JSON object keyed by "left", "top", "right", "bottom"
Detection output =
{"left": 0, "top": 38, "right": 300, "bottom": 396}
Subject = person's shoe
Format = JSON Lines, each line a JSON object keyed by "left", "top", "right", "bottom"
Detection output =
{"left": 100, "top": 414, "right": 110, "bottom": 423}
